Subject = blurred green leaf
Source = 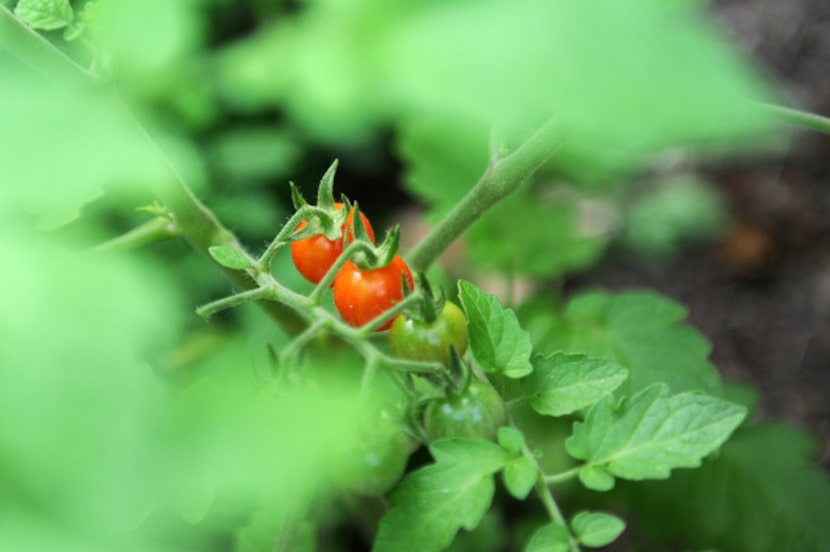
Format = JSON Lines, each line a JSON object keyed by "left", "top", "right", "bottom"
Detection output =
{"left": 525, "top": 522, "right": 570, "bottom": 552}
{"left": 523, "top": 353, "right": 628, "bottom": 417}
{"left": 209, "top": 245, "right": 253, "bottom": 270}
{"left": 565, "top": 384, "right": 746, "bottom": 481}
{"left": 373, "top": 438, "right": 509, "bottom": 552}
{"left": 525, "top": 290, "right": 723, "bottom": 396}
{"left": 91, "top": 0, "right": 202, "bottom": 98}
{"left": 623, "top": 174, "right": 728, "bottom": 260}
{"left": 571, "top": 511, "right": 625, "bottom": 548}
{"left": 502, "top": 456, "right": 537, "bottom": 500}
{"left": 397, "top": 116, "right": 489, "bottom": 219}
{"left": 208, "top": 127, "right": 301, "bottom": 184}
{"left": 13, "top": 0, "right": 72, "bottom": 30}
{"left": 578, "top": 465, "right": 616, "bottom": 492}
{"left": 458, "top": 280, "right": 533, "bottom": 378}
{"left": 218, "top": 0, "right": 776, "bottom": 158}
{"left": 621, "top": 424, "right": 830, "bottom": 552}
{"left": 497, "top": 426, "right": 525, "bottom": 455}
{"left": 468, "top": 189, "right": 608, "bottom": 278}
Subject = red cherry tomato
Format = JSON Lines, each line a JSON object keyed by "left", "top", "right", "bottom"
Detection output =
{"left": 333, "top": 255, "right": 414, "bottom": 331}
{"left": 291, "top": 203, "right": 375, "bottom": 284}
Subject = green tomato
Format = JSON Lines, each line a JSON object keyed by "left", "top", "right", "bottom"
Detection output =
{"left": 389, "top": 301, "right": 469, "bottom": 366}
{"left": 423, "top": 380, "right": 506, "bottom": 441}
{"left": 333, "top": 409, "right": 409, "bottom": 497}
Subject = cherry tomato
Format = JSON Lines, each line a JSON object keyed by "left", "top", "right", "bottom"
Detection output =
{"left": 333, "top": 410, "right": 409, "bottom": 497}
{"left": 291, "top": 203, "right": 375, "bottom": 284}
{"left": 333, "top": 255, "right": 414, "bottom": 331}
{"left": 423, "top": 380, "right": 505, "bottom": 441}
{"left": 389, "top": 301, "right": 469, "bottom": 366}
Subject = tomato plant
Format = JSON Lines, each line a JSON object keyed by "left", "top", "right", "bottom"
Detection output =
{"left": 291, "top": 202, "right": 375, "bottom": 284}
{"left": 389, "top": 301, "right": 469, "bottom": 366}
{"left": 423, "top": 379, "right": 506, "bottom": 441}
{"left": 7, "top": 1, "right": 830, "bottom": 551}
{"left": 333, "top": 255, "right": 414, "bottom": 330}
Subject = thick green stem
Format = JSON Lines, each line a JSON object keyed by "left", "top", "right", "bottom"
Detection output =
{"left": 407, "top": 118, "right": 566, "bottom": 272}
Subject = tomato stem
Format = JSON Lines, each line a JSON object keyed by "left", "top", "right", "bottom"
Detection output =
{"left": 406, "top": 117, "right": 567, "bottom": 272}
{"left": 544, "top": 467, "right": 581, "bottom": 485}
{"left": 89, "top": 216, "right": 179, "bottom": 253}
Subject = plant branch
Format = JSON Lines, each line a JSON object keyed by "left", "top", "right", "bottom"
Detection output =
{"left": 759, "top": 102, "right": 830, "bottom": 135}
{"left": 407, "top": 118, "right": 567, "bottom": 272}
{"left": 544, "top": 466, "right": 581, "bottom": 485}
{"left": 89, "top": 216, "right": 179, "bottom": 253}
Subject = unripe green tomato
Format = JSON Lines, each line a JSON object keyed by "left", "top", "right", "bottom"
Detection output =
{"left": 389, "top": 301, "right": 469, "bottom": 366}
{"left": 333, "top": 410, "right": 409, "bottom": 497}
{"left": 423, "top": 380, "right": 506, "bottom": 441}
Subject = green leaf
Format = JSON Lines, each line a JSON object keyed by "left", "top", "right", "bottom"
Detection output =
{"left": 577, "top": 465, "right": 615, "bottom": 492}
{"left": 621, "top": 424, "right": 830, "bottom": 552}
{"left": 525, "top": 523, "right": 571, "bottom": 552}
{"left": 523, "top": 353, "right": 628, "bottom": 417}
{"left": 622, "top": 174, "right": 728, "bottom": 260}
{"left": 397, "top": 116, "right": 489, "bottom": 220}
{"left": 497, "top": 426, "right": 525, "bottom": 455}
{"left": 502, "top": 456, "right": 537, "bottom": 500}
{"left": 468, "top": 189, "right": 608, "bottom": 278}
{"left": 208, "top": 245, "right": 253, "bottom": 270}
{"left": 372, "top": 439, "right": 509, "bottom": 552}
{"left": 525, "top": 290, "right": 723, "bottom": 396}
{"left": 14, "top": 0, "right": 73, "bottom": 30}
{"left": 571, "top": 511, "right": 625, "bottom": 548}
{"left": 458, "top": 280, "right": 533, "bottom": 378}
{"left": 566, "top": 384, "right": 746, "bottom": 481}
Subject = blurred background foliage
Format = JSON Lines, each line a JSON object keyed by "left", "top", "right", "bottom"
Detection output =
{"left": 3, "top": 0, "right": 826, "bottom": 550}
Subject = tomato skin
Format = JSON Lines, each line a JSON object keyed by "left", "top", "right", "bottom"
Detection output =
{"left": 423, "top": 380, "right": 505, "bottom": 441}
{"left": 333, "top": 255, "right": 414, "bottom": 331}
{"left": 333, "top": 410, "right": 409, "bottom": 497}
{"left": 291, "top": 203, "right": 375, "bottom": 284}
{"left": 389, "top": 301, "right": 469, "bottom": 366}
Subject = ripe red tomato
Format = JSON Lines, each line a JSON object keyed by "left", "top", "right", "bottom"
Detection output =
{"left": 333, "top": 255, "right": 414, "bottom": 331}
{"left": 291, "top": 203, "right": 375, "bottom": 284}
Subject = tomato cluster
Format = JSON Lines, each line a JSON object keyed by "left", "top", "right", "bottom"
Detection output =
{"left": 290, "top": 203, "right": 413, "bottom": 332}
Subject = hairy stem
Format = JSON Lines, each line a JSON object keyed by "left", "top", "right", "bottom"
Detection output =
{"left": 407, "top": 118, "right": 567, "bottom": 272}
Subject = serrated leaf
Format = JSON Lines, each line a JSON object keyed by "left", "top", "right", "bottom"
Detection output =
{"left": 208, "top": 245, "right": 253, "bottom": 270}
{"left": 458, "top": 280, "right": 533, "bottom": 378}
{"left": 621, "top": 424, "right": 830, "bottom": 552}
{"left": 372, "top": 439, "right": 508, "bottom": 552}
{"left": 577, "top": 465, "right": 615, "bottom": 492}
{"left": 502, "top": 456, "right": 537, "bottom": 500}
{"left": 498, "top": 426, "right": 525, "bottom": 455}
{"left": 525, "top": 522, "right": 571, "bottom": 552}
{"left": 571, "top": 511, "right": 625, "bottom": 548}
{"left": 524, "top": 353, "right": 628, "bottom": 416}
{"left": 566, "top": 384, "right": 746, "bottom": 480}
{"left": 14, "top": 0, "right": 73, "bottom": 30}
{"left": 527, "top": 290, "right": 723, "bottom": 396}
